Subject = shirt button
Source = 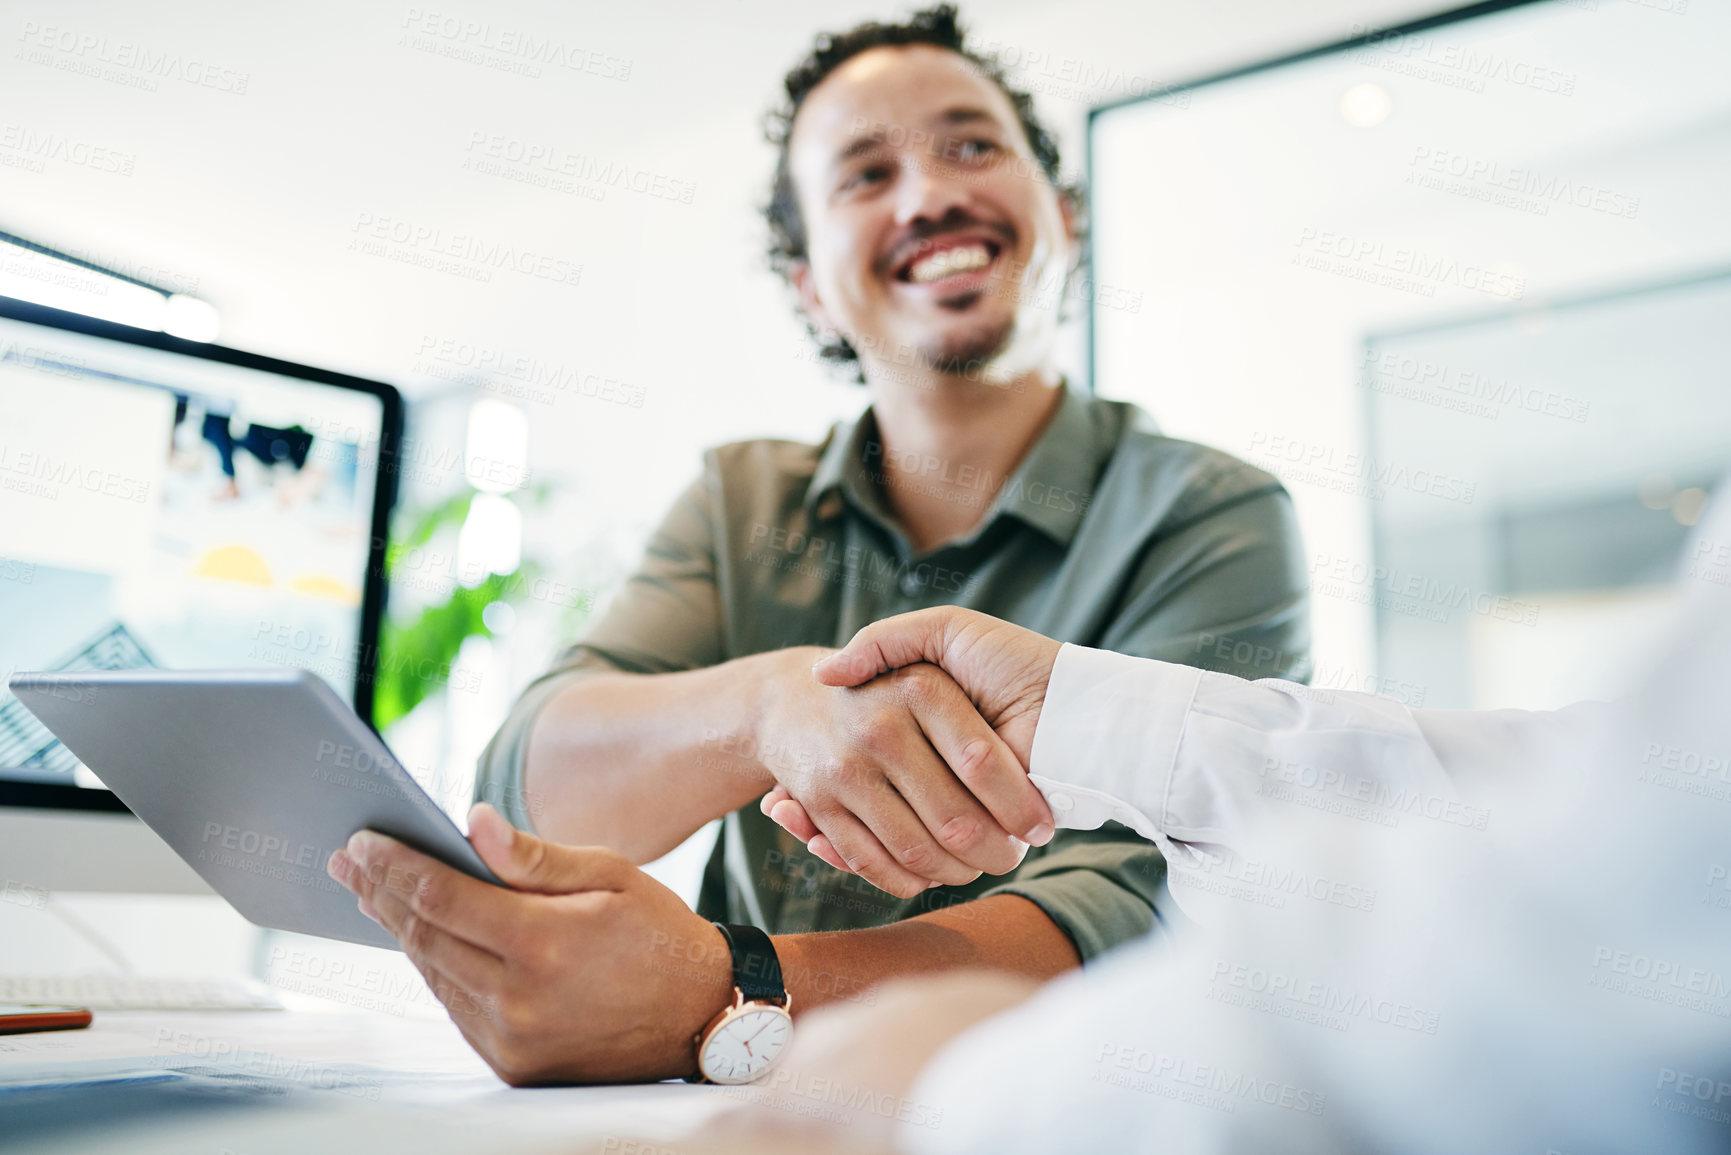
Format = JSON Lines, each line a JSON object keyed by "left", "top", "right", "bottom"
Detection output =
{"left": 899, "top": 573, "right": 922, "bottom": 598}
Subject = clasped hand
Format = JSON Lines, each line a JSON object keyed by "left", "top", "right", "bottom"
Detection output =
{"left": 759, "top": 608, "right": 1064, "bottom": 891}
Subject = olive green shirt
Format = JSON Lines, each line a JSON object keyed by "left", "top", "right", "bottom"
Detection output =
{"left": 474, "top": 385, "right": 1310, "bottom": 962}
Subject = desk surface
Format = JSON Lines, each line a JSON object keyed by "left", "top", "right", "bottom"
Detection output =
{"left": 0, "top": 996, "right": 734, "bottom": 1154}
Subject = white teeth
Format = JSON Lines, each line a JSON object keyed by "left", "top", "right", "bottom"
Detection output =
{"left": 907, "top": 243, "right": 992, "bottom": 285}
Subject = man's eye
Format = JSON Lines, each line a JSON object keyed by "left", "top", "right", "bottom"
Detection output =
{"left": 951, "top": 139, "right": 1000, "bottom": 162}
{"left": 841, "top": 165, "right": 890, "bottom": 192}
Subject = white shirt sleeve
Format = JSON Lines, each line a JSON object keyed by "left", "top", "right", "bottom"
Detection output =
{"left": 903, "top": 485, "right": 1731, "bottom": 1155}
{"left": 1027, "top": 643, "right": 1585, "bottom": 919}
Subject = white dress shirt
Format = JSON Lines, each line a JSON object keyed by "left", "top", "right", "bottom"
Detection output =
{"left": 903, "top": 484, "right": 1731, "bottom": 1154}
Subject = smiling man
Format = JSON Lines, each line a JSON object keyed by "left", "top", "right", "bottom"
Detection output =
{"left": 337, "top": 5, "right": 1311, "bottom": 1085}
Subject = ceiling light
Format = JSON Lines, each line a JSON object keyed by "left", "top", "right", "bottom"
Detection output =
{"left": 0, "top": 230, "right": 219, "bottom": 341}
{"left": 1339, "top": 83, "right": 1393, "bottom": 128}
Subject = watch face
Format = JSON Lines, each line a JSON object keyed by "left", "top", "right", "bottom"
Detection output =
{"left": 700, "top": 1004, "right": 791, "bottom": 1085}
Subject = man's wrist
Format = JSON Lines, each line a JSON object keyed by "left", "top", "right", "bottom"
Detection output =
{"left": 737, "top": 646, "right": 832, "bottom": 786}
{"left": 767, "top": 931, "right": 807, "bottom": 1015}
{"left": 667, "top": 920, "right": 736, "bottom": 1079}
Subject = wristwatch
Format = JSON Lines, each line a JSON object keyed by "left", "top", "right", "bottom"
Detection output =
{"left": 691, "top": 923, "right": 793, "bottom": 1085}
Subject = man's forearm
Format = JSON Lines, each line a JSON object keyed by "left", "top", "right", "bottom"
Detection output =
{"left": 772, "top": 895, "right": 1080, "bottom": 1014}
{"left": 523, "top": 652, "right": 814, "bottom": 859}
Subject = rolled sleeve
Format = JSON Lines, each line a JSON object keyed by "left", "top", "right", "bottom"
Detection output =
{"left": 977, "top": 827, "right": 1169, "bottom": 962}
{"left": 471, "top": 670, "right": 587, "bottom": 835}
{"left": 988, "top": 482, "right": 1310, "bottom": 960}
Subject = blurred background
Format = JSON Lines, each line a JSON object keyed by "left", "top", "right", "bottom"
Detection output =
{"left": 2, "top": 0, "right": 1727, "bottom": 1005}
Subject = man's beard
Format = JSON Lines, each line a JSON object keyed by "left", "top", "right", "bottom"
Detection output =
{"left": 916, "top": 307, "right": 1015, "bottom": 376}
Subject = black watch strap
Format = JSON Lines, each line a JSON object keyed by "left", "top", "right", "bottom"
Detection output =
{"left": 715, "top": 923, "right": 786, "bottom": 1005}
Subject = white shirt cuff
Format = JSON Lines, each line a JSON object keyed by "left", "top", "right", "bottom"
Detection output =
{"left": 1027, "top": 644, "right": 1201, "bottom": 851}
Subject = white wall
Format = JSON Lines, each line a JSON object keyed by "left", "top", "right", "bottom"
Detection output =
{"left": 1091, "top": 0, "right": 1731, "bottom": 692}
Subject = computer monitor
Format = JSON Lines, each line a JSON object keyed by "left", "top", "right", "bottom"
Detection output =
{"left": 0, "top": 296, "right": 400, "bottom": 893}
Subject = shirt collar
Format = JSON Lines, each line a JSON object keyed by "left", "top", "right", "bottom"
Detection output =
{"left": 805, "top": 406, "right": 878, "bottom": 524}
{"left": 804, "top": 383, "right": 1109, "bottom": 547}
{"left": 989, "top": 383, "right": 1104, "bottom": 546}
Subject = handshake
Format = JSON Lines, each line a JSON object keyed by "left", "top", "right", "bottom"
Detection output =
{"left": 754, "top": 606, "right": 1064, "bottom": 898}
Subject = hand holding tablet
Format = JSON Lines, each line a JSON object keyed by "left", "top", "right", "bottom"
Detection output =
{"left": 9, "top": 668, "right": 503, "bottom": 950}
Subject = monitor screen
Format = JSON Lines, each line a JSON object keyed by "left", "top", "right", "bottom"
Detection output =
{"left": 0, "top": 298, "right": 399, "bottom": 807}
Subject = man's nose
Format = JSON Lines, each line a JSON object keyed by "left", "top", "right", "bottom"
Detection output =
{"left": 892, "top": 151, "right": 970, "bottom": 227}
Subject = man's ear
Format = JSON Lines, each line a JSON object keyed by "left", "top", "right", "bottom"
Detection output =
{"left": 789, "top": 259, "right": 842, "bottom": 344}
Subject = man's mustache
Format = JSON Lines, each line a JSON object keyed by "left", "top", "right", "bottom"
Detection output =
{"left": 878, "top": 211, "right": 1015, "bottom": 279}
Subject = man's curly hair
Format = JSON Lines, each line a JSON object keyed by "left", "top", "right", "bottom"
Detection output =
{"left": 763, "top": 4, "right": 1082, "bottom": 380}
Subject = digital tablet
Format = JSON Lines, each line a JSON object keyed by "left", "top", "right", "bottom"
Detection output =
{"left": 8, "top": 668, "right": 505, "bottom": 950}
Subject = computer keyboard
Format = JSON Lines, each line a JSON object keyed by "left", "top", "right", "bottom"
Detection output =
{"left": 0, "top": 974, "right": 284, "bottom": 1011}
